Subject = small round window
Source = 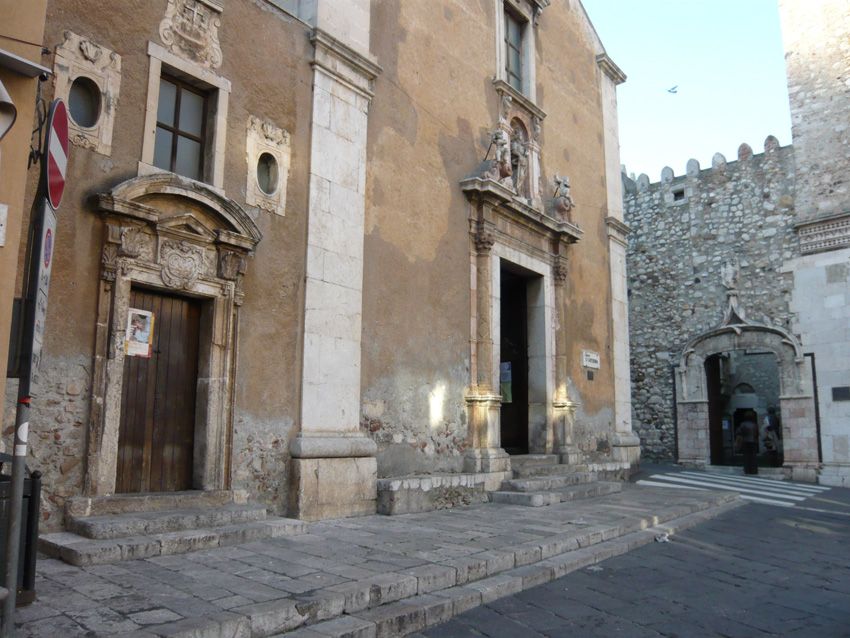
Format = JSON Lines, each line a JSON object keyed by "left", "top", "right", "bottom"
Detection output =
{"left": 68, "top": 76, "right": 101, "bottom": 128}
{"left": 256, "top": 152, "right": 279, "bottom": 196}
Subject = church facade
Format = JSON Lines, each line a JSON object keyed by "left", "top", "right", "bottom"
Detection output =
{"left": 3, "top": 0, "right": 637, "bottom": 531}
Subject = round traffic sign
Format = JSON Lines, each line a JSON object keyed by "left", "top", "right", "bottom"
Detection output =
{"left": 44, "top": 99, "right": 69, "bottom": 211}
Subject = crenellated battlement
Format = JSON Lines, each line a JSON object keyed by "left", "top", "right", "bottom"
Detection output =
{"left": 622, "top": 135, "right": 790, "bottom": 195}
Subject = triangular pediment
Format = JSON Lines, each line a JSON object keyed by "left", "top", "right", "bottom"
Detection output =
{"left": 157, "top": 213, "right": 217, "bottom": 242}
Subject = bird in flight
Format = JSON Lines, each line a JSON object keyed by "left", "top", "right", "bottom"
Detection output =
{"left": 667, "top": 85, "right": 678, "bottom": 94}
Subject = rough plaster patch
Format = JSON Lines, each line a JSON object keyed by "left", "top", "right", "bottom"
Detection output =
{"left": 3, "top": 356, "right": 91, "bottom": 532}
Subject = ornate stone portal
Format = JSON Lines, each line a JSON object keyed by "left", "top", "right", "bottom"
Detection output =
{"left": 675, "top": 264, "right": 819, "bottom": 482}
{"left": 85, "top": 173, "right": 261, "bottom": 496}
{"left": 461, "top": 115, "right": 583, "bottom": 471}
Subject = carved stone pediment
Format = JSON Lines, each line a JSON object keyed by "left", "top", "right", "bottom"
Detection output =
{"left": 96, "top": 174, "right": 261, "bottom": 293}
{"left": 460, "top": 176, "right": 583, "bottom": 244}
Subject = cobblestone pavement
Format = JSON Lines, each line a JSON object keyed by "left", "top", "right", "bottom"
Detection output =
{"left": 422, "top": 477, "right": 850, "bottom": 638}
{"left": 14, "top": 486, "right": 737, "bottom": 637}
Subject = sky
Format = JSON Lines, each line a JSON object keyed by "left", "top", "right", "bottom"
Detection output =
{"left": 580, "top": 0, "right": 792, "bottom": 181}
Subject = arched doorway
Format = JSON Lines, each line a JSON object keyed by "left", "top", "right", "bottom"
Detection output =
{"left": 705, "top": 351, "right": 783, "bottom": 468}
{"left": 675, "top": 323, "right": 819, "bottom": 482}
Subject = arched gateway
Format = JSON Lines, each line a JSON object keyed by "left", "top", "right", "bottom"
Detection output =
{"left": 675, "top": 319, "right": 819, "bottom": 482}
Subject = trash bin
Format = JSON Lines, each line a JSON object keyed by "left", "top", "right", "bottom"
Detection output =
{"left": 0, "top": 454, "right": 41, "bottom": 606}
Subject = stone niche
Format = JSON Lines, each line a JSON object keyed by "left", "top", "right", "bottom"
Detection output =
{"left": 85, "top": 173, "right": 261, "bottom": 497}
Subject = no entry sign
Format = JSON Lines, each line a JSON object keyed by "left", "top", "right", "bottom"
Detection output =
{"left": 44, "top": 99, "right": 68, "bottom": 211}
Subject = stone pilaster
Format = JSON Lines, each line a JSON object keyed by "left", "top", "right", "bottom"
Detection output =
{"left": 598, "top": 52, "right": 640, "bottom": 470}
{"left": 552, "top": 257, "right": 581, "bottom": 464}
{"left": 464, "top": 223, "right": 509, "bottom": 473}
{"left": 289, "top": 16, "right": 382, "bottom": 520}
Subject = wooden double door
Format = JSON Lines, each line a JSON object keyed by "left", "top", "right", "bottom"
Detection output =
{"left": 116, "top": 288, "right": 201, "bottom": 493}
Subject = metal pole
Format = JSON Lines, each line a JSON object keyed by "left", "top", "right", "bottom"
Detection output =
{"left": 1, "top": 393, "right": 29, "bottom": 635}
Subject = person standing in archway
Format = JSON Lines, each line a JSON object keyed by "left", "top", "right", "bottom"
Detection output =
{"left": 739, "top": 411, "right": 759, "bottom": 475}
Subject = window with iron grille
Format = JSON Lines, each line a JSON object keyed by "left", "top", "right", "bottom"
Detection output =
{"left": 153, "top": 75, "right": 207, "bottom": 182}
{"left": 505, "top": 10, "right": 524, "bottom": 93}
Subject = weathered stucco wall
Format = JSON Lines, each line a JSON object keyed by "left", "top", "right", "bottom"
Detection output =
{"left": 624, "top": 143, "right": 797, "bottom": 460}
{"left": 362, "top": 0, "right": 620, "bottom": 473}
{"left": 8, "top": 0, "right": 314, "bottom": 527}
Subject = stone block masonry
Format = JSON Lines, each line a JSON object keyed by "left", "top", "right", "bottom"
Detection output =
{"left": 624, "top": 140, "right": 797, "bottom": 460}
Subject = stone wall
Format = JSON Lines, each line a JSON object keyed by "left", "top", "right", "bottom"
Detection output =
{"left": 780, "top": 0, "right": 850, "bottom": 486}
{"left": 624, "top": 141, "right": 797, "bottom": 460}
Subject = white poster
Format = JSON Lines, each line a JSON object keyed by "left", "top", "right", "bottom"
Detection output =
{"left": 125, "top": 308, "right": 154, "bottom": 358}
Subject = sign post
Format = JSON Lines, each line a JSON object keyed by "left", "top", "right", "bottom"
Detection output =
{"left": 2, "top": 99, "right": 66, "bottom": 636}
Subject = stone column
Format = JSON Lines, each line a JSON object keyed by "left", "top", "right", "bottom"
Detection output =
{"left": 464, "top": 225, "right": 509, "bottom": 474}
{"left": 289, "top": 8, "right": 382, "bottom": 520}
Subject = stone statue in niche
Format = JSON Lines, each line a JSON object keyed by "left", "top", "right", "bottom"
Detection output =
{"left": 511, "top": 133, "right": 528, "bottom": 196}
{"left": 483, "top": 129, "right": 513, "bottom": 186}
{"left": 553, "top": 175, "right": 574, "bottom": 216}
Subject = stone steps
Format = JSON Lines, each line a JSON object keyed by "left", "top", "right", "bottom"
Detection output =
{"left": 64, "top": 489, "right": 248, "bottom": 518}
{"left": 377, "top": 472, "right": 508, "bottom": 515}
{"left": 489, "top": 481, "right": 622, "bottom": 507}
{"left": 501, "top": 471, "right": 598, "bottom": 493}
{"left": 508, "top": 454, "right": 559, "bottom": 471}
{"left": 42, "top": 489, "right": 306, "bottom": 566}
{"left": 67, "top": 502, "right": 269, "bottom": 539}
{"left": 512, "top": 463, "right": 582, "bottom": 478}
{"left": 39, "top": 517, "right": 308, "bottom": 566}
{"left": 154, "top": 490, "right": 742, "bottom": 637}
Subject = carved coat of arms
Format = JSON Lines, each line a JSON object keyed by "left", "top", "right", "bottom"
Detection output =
{"left": 160, "top": 240, "right": 205, "bottom": 289}
{"left": 159, "top": 0, "right": 223, "bottom": 69}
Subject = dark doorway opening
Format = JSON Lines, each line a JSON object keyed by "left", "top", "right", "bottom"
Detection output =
{"left": 500, "top": 266, "right": 529, "bottom": 455}
{"left": 705, "top": 350, "right": 783, "bottom": 468}
{"left": 117, "top": 287, "right": 202, "bottom": 493}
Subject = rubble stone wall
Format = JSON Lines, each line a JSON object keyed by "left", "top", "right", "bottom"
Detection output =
{"left": 624, "top": 142, "right": 798, "bottom": 459}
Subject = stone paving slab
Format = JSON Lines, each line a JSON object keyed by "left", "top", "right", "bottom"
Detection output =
{"left": 15, "top": 485, "right": 741, "bottom": 637}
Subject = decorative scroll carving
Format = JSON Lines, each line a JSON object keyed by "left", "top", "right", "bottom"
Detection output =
{"left": 474, "top": 229, "right": 495, "bottom": 253}
{"left": 218, "top": 250, "right": 247, "bottom": 281}
{"left": 159, "top": 0, "right": 223, "bottom": 69}
{"left": 118, "top": 227, "right": 146, "bottom": 258}
{"left": 553, "top": 259, "right": 569, "bottom": 284}
{"left": 160, "top": 239, "right": 205, "bottom": 289}
{"left": 532, "top": 115, "right": 542, "bottom": 142}
{"left": 79, "top": 39, "right": 102, "bottom": 63}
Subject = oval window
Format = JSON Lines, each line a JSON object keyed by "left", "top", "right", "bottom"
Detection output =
{"left": 68, "top": 76, "right": 101, "bottom": 128}
{"left": 257, "top": 152, "right": 279, "bottom": 196}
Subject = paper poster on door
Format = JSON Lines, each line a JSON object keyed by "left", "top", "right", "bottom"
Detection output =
{"left": 500, "top": 362, "right": 512, "bottom": 403}
{"left": 125, "top": 308, "right": 154, "bottom": 358}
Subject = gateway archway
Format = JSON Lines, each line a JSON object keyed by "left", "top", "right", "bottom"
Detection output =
{"left": 675, "top": 323, "right": 818, "bottom": 482}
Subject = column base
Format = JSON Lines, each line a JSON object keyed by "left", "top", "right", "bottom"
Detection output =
{"left": 463, "top": 447, "right": 511, "bottom": 473}
{"left": 289, "top": 435, "right": 377, "bottom": 521}
{"left": 612, "top": 432, "right": 641, "bottom": 467}
{"left": 557, "top": 446, "right": 583, "bottom": 465}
